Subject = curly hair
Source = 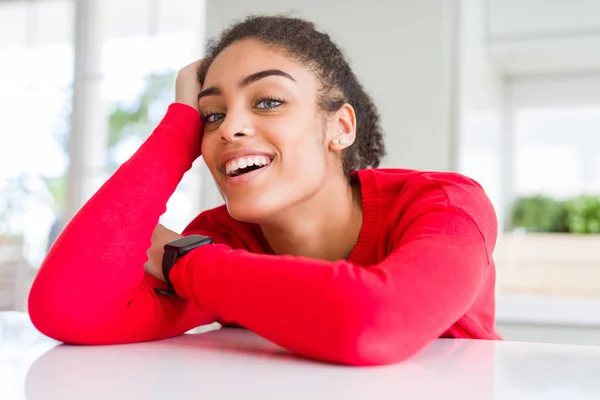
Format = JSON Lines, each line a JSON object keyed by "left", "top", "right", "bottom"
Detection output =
{"left": 197, "top": 14, "right": 386, "bottom": 178}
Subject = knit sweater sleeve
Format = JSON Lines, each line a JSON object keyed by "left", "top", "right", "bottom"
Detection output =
{"left": 28, "top": 103, "right": 216, "bottom": 344}
{"left": 168, "top": 176, "right": 498, "bottom": 366}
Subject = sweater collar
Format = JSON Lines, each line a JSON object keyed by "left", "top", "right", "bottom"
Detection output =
{"left": 347, "top": 169, "right": 380, "bottom": 266}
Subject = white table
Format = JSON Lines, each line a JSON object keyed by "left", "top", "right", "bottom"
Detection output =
{"left": 2, "top": 311, "right": 600, "bottom": 400}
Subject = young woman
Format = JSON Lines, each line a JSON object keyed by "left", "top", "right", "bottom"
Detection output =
{"left": 28, "top": 15, "right": 501, "bottom": 366}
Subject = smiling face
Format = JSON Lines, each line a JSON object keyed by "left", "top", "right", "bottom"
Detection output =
{"left": 199, "top": 39, "right": 352, "bottom": 223}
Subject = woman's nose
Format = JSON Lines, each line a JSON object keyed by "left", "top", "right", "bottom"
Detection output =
{"left": 219, "top": 114, "right": 256, "bottom": 142}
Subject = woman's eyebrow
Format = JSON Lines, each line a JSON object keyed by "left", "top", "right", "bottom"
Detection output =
{"left": 198, "top": 86, "right": 221, "bottom": 101}
{"left": 198, "top": 69, "right": 296, "bottom": 101}
{"left": 239, "top": 69, "right": 296, "bottom": 88}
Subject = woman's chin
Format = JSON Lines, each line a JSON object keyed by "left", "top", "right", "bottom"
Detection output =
{"left": 225, "top": 199, "right": 274, "bottom": 223}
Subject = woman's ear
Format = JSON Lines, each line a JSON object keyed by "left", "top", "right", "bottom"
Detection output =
{"left": 328, "top": 103, "right": 356, "bottom": 152}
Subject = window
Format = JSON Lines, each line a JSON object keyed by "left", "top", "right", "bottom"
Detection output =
{"left": 0, "top": 0, "right": 207, "bottom": 312}
{"left": 0, "top": 0, "right": 74, "bottom": 311}
{"left": 91, "top": 0, "right": 206, "bottom": 232}
{"left": 495, "top": 74, "right": 600, "bottom": 300}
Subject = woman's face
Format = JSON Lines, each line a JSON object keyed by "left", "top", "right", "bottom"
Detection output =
{"left": 199, "top": 39, "right": 349, "bottom": 222}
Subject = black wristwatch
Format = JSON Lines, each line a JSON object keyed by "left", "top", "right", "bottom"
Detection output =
{"left": 157, "top": 234, "right": 213, "bottom": 295}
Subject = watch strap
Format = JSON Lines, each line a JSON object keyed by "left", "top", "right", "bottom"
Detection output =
{"left": 162, "top": 247, "right": 179, "bottom": 291}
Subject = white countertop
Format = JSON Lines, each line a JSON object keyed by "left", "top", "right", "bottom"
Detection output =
{"left": 2, "top": 311, "right": 600, "bottom": 400}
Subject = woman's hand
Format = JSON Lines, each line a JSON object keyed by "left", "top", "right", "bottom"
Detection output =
{"left": 175, "top": 59, "right": 205, "bottom": 112}
{"left": 144, "top": 224, "right": 182, "bottom": 282}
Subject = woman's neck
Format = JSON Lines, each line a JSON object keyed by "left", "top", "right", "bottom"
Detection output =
{"left": 259, "top": 174, "right": 363, "bottom": 261}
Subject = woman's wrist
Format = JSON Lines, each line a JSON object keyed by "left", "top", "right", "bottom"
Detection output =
{"left": 173, "top": 102, "right": 200, "bottom": 114}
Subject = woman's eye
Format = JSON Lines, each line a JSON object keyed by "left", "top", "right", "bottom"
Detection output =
{"left": 256, "top": 98, "right": 283, "bottom": 109}
{"left": 203, "top": 113, "right": 225, "bottom": 123}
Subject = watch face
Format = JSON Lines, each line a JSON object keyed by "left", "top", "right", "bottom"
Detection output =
{"left": 166, "top": 235, "right": 213, "bottom": 253}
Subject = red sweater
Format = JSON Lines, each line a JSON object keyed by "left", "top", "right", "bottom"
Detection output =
{"left": 28, "top": 103, "right": 501, "bottom": 366}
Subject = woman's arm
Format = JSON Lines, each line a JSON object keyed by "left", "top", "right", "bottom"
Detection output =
{"left": 28, "top": 63, "right": 215, "bottom": 344}
{"left": 168, "top": 181, "right": 498, "bottom": 366}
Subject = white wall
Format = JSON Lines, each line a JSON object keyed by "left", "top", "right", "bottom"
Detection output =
{"left": 486, "top": 0, "right": 600, "bottom": 75}
{"left": 487, "top": 0, "right": 600, "bottom": 38}
{"left": 200, "top": 0, "right": 459, "bottom": 209}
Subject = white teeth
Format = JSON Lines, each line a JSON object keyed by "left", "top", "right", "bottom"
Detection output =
{"left": 224, "top": 155, "right": 271, "bottom": 176}
{"left": 228, "top": 160, "right": 239, "bottom": 175}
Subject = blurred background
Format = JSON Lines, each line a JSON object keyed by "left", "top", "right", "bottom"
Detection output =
{"left": 0, "top": 0, "right": 599, "bottom": 345}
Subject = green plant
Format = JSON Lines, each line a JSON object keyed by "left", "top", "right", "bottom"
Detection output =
{"left": 510, "top": 195, "right": 568, "bottom": 233}
{"left": 565, "top": 195, "right": 600, "bottom": 234}
{"left": 510, "top": 194, "right": 600, "bottom": 234}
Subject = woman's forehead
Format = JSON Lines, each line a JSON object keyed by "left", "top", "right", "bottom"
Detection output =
{"left": 205, "top": 40, "right": 314, "bottom": 88}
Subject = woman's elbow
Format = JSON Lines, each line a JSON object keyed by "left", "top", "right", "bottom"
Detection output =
{"left": 28, "top": 281, "right": 72, "bottom": 343}
{"left": 28, "top": 276, "right": 98, "bottom": 344}
{"left": 29, "top": 298, "right": 118, "bottom": 345}
{"left": 326, "top": 324, "right": 426, "bottom": 366}
{"left": 314, "top": 292, "right": 427, "bottom": 366}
